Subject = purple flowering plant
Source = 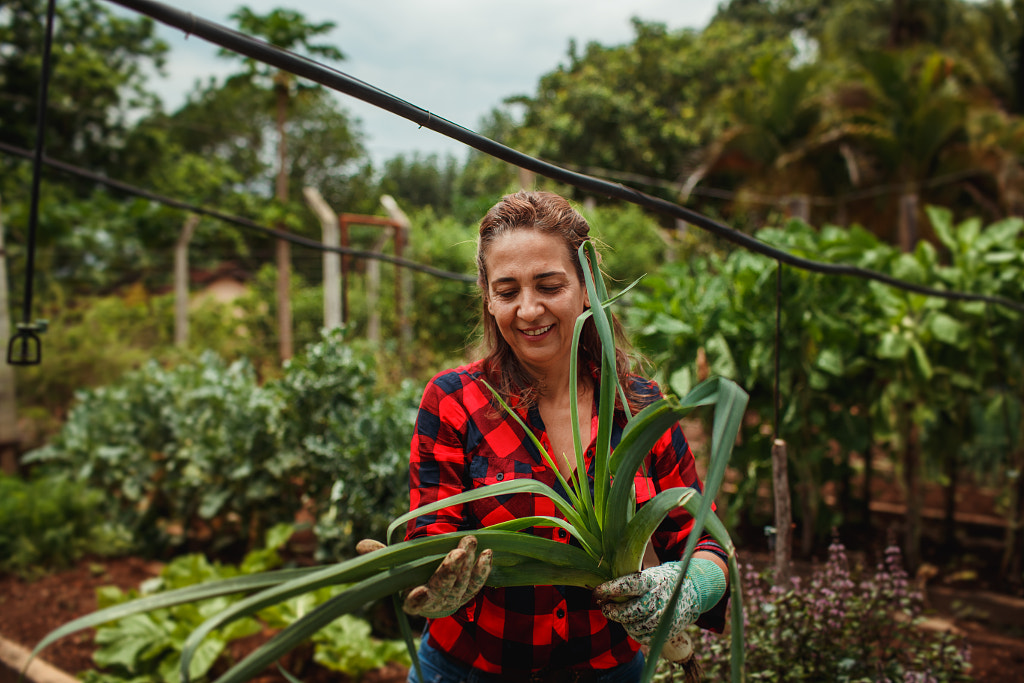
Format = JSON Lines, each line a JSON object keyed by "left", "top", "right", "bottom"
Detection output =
{"left": 656, "top": 538, "right": 972, "bottom": 682}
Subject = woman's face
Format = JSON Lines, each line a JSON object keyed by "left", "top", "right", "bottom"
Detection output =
{"left": 483, "top": 228, "right": 589, "bottom": 379}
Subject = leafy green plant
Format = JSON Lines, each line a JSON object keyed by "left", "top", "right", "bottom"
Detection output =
{"left": 0, "top": 473, "right": 131, "bottom": 578}
{"left": 307, "top": 615, "right": 411, "bottom": 678}
{"left": 268, "top": 330, "right": 421, "bottom": 561}
{"left": 30, "top": 241, "right": 750, "bottom": 683}
{"left": 658, "top": 539, "right": 972, "bottom": 682}
{"left": 78, "top": 524, "right": 409, "bottom": 683}
{"left": 24, "top": 328, "right": 417, "bottom": 560}
{"left": 25, "top": 351, "right": 288, "bottom": 557}
{"left": 627, "top": 210, "right": 1024, "bottom": 563}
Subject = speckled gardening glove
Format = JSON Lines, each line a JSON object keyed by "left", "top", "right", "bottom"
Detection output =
{"left": 370, "top": 535, "right": 490, "bottom": 619}
{"left": 593, "top": 557, "right": 726, "bottom": 658}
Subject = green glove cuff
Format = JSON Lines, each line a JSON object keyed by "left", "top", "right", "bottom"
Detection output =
{"left": 682, "top": 557, "right": 727, "bottom": 613}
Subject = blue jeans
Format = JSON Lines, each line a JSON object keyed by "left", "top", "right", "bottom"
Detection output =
{"left": 407, "top": 631, "right": 645, "bottom": 683}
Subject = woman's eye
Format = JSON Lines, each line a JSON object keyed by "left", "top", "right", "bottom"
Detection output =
{"left": 495, "top": 290, "right": 517, "bottom": 300}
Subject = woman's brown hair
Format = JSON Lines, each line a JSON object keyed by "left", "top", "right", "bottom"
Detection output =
{"left": 475, "top": 191, "right": 645, "bottom": 412}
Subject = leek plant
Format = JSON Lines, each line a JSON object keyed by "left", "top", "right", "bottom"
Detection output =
{"left": 30, "top": 242, "right": 749, "bottom": 683}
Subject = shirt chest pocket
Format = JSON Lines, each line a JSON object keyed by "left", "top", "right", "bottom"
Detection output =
{"left": 467, "top": 455, "right": 547, "bottom": 527}
{"left": 634, "top": 476, "right": 659, "bottom": 506}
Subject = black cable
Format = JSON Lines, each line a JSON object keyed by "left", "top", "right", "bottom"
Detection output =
{"left": 103, "top": 0, "right": 1024, "bottom": 315}
{"left": 0, "top": 141, "right": 476, "bottom": 284}
{"left": 7, "top": 0, "right": 56, "bottom": 365}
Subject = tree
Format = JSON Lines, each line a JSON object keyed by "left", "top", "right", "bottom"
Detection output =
{"left": 219, "top": 6, "right": 346, "bottom": 361}
{"left": 679, "top": 57, "right": 831, "bottom": 225}
{"left": 515, "top": 21, "right": 760, "bottom": 192}
{"left": 453, "top": 106, "right": 524, "bottom": 220}
{"left": 374, "top": 152, "right": 459, "bottom": 214}
{"left": 827, "top": 47, "right": 972, "bottom": 250}
{"left": 0, "top": 0, "right": 168, "bottom": 191}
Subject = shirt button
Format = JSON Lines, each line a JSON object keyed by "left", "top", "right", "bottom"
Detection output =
{"left": 558, "top": 529, "right": 567, "bottom": 539}
{"left": 496, "top": 472, "right": 504, "bottom": 481}
{"left": 556, "top": 608, "right": 566, "bottom": 619}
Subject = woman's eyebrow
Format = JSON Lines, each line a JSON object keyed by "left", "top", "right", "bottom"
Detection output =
{"left": 533, "top": 271, "right": 564, "bottom": 280}
{"left": 492, "top": 270, "right": 565, "bottom": 285}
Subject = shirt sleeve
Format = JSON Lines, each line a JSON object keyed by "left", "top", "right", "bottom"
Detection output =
{"left": 405, "top": 373, "right": 472, "bottom": 540}
{"left": 638, "top": 380, "right": 730, "bottom": 633}
{"left": 645, "top": 421, "right": 726, "bottom": 563}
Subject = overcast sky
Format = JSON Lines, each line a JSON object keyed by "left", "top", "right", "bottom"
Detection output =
{"left": 130, "top": 1, "right": 722, "bottom": 165}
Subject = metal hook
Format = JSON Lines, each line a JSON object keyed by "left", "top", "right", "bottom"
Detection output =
{"left": 6, "top": 321, "right": 47, "bottom": 366}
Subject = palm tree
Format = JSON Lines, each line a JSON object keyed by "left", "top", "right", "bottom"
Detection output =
{"left": 221, "top": 7, "right": 344, "bottom": 361}
{"left": 679, "top": 56, "right": 840, "bottom": 226}
{"left": 822, "top": 47, "right": 972, "bottom": 250}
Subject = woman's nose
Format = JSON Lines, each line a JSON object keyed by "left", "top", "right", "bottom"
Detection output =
{"left": 517, "top": 289, "right": 544, "bottom": 320}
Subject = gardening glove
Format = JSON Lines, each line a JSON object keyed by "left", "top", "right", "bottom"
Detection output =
{"left": 593, "top": 557, "right": 726, "bottom": 660}
{"left": 357, "top": 535, "right": 492, "bottom": 619}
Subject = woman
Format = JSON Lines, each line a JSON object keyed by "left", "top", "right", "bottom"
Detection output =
{"left": 402, "top": 191, "right": 728, "bottom": 682}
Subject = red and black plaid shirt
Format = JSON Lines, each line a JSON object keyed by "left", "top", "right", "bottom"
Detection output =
{"left": 406, "top": 360, "right": 727, "bottom": 676}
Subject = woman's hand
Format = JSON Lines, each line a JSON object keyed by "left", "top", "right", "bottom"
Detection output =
{"left": 357, "top": 535, "right": 492, "bottom": 619}
{"left": 593, "top": 557, "right": 726, "bottom": 659}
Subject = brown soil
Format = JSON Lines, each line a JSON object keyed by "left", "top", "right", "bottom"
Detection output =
{"left": 1, "top": 553, "right": 1023, "bottom": 682}
{"left": 0, "top": 556, "right": 407, "bottom": 683}
{"left": 2, "top": 421, "right": 1022, "bottom": 681}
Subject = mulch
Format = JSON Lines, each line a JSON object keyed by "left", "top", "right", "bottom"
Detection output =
{"left": 2, "top": 554, "right": 1023, "bottom": 682}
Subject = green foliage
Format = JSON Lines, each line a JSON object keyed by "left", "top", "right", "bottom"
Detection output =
{"left": 25, "top": 350, "right": 283, "bottom": 556}
{"left": 24, "top": 328, "right": 418, "bottom": 560}
{"left": 513, "top": 17, "right": 794, "bottom": 204}
{"left": 585, "top": 203, "right": 668, "bottom": 289}
{"left": 14, "top": 284, "right": 163, "bottom": 445}
{"left": 375, "top": 152, "right": 460, "bottom": 214}
{"left": 79, "top": 523, "right": 409, "bottom": 683}
{"left": 404, "top": 208, "right": 479, "bottom": 363}
{"left": 0, "top": 473, "right": 131, "bottom": 578}
{"left": 270, "top": 330, "right": 421, "bottom": 561}
{"left": 310, "top": 615, "right": 412, "bottom": 678}
{"left": 657, "top": 539, "right": 972, "bottom": 682}
{"left": 32, "top": 242, "right": 749, "bottom": 683}
{"left": 627, "top": 210, "right": 1023, "bottom": 550}
{"left": 0, "top": 0, "right": 168, "bottom": 185}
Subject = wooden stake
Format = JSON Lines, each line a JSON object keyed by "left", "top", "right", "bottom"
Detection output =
{"left": 772, "top": 438, "right": 793, "bottom": 587}
{"left": 380, "top": 195, "right": 412, "bottom": 355}
{"left": 0, "top": 196, "right": 20, "bottom": 475}
{"left": 174, "top": 215, "right": 198, "bottom": 348}
{"left": 303, "top": 188, "right": 341, "bottom": 331}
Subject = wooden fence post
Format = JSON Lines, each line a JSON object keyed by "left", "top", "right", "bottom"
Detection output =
{"left": 276, "top": 238, "right": 293, "bottom": 362}
{"left": 365, "top": 232, "right": 390, "bottom": 345}
{"left": 772, "top": 438, "right": 793, "bottom": 587}
{"left": 174, "top": 215, "right": 199, "bottom": 348}
{"left": 0, "top": 195, "right": 20, "bottom": 475}
{"left": 518, "top": 167, "right": 535, "bottom": 190}
{"left": 380, "top": 195, "right": 412, "bottom": 354}
{"left": 303, "top": 188, "right": 342, "bottom": 331}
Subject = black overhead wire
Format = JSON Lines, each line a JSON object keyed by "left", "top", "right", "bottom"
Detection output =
{"left": 7, "top": 0, "right": 57, "bottom": 365}
{"left": 0, "top": 141, "right": 476, "bottom": 283}
{"left": 105, "top": 0, "right": 1024, "bottom": 315}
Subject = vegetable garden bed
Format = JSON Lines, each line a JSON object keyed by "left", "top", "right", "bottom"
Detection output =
{"left": 2, "top": 544, "right": 1022, "bottom": 683}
